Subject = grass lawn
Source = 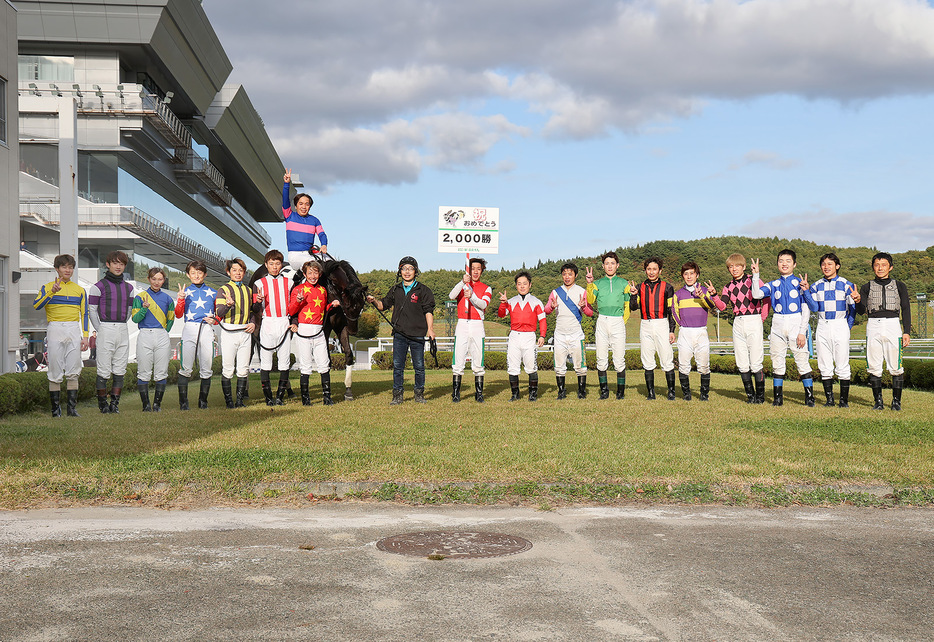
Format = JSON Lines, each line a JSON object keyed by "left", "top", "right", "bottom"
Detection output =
{"left": 2, "top": 370, "right": 933, "bottom": 508}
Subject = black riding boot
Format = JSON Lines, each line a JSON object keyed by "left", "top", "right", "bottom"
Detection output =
{"left": 276, "top": 373, "right": 289, "bottom": 406}
{"left": 803, "top": 381, "right": 815, "bottom": 407}
{"left": 754, "top": 371, "right": 766, "bottom": 404}
{"left": 198, "top": 378, "right": 211, "bottom": 409}
{"left": 665, "top": 369, "right": 676, "bottom": 401}
{"left": 96, "top": 375, "right": 110, "bottom": 413}
{"left": 838, "top": 379, "right": 850, "bottom": 408}
{"left": 577, "top": 375, "right": 587, "bottom": 399}
{"left": 66, "top": 389, "right": 80, "bottom": 417}
{"left": 177, "top": 375, "right": 190, "bottom": 411}
{"left": 598, "top": 369, "right": 609, "bottom": 400}
{"left": 475, "top": 376, "right": 484, "bottom": 403}
{"left": 740, "top": 371, "right": 755, "bottom": 403}
{"left": 109, "top": 376, "right": 124, "bottom": 413}
{"left": 528, "top": 373, "right": 538, "bottom": 402}
{"left": 772, "top": 375, "right": 784, "bottom": 407}
{"left": 679, "top": 373, "right": 692, "bottom": 401}
{"left": 452, "top": 375, "right": 462, "bottom": 403}
{"left": 822, "top": 379, "right": 835, "bottom": 407}
{"left": 235, "top": 378, "right": 248, "bottom": 408}
{"left": 891, "top": 374, "right": 903, "bottom": 411}
{"left": 221, "top": 377, "right": 234, "bottom": 409}
{"left": 138, "top": 382, "right": 151, "bottom": 412}
{"left": 699, "top": 373, "right": 710, "bottom": 401}
{"left": 616, "top": 372, "right": 626, "bottom": 400}
{"left": 152, "top": 383, "right": 166, "bottom": 412}
{"left": 49, "top": 390, "right": 62, "bottom": 418}
{"left": 556, "top": 375, "right": 567, "bottom": 400}
{"left": 300, "top": 374, "right": 312, "bottom": 406}
{"left": 870, "top": 376, "right": 885, "bottom": 410}
{"left": 261, "top": 371, "right": 274, "bottom": 406}
{"left": 321, "top": 372, "right": 333, "bottom": 406}
{"left": 97, "top": 389, "right": 110, "bottom": 413}
{"left": 644, "top": 369, "right": 656, "bottom": 400}
{"left": 508, "top": 375, "right": 521, "bottom": 401}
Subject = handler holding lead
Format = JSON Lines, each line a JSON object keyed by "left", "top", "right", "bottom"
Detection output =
{"left": 367, "top": 256, "right": 436, "bottom": 405}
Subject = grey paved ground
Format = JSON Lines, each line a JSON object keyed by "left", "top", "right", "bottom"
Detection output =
{"left": 1, "top": 504, "right": 932, "bottom": 641}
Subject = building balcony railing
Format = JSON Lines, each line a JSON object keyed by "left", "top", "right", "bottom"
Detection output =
{"left": 20, "top": 201, "right": 227, "bottom": 275}
{"left": 177, "top": 153, "right": 226, "bottom": 192}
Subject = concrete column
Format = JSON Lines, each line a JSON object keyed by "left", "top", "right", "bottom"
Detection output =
{"left": 58, "top": 97, "right": 79, "bottom": 258}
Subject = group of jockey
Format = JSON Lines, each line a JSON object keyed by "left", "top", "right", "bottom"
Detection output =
{"left": 33, "top": 166, "right": 913, "bottom": 415}
{"left": 370, "top": 248, "right": 912, "bottom": 411}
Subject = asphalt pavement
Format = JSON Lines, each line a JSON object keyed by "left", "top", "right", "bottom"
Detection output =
{"left": 1, "top": 504, "right": 932, "bottom": 641}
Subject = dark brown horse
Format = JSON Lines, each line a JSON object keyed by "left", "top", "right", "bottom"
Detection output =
{"left": 250, "top": 256, "right": 366, "bottom": 399}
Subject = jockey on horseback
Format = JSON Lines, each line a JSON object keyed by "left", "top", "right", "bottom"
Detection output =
{"left": 283, "top": 169, "right": 328, "bottom": 276}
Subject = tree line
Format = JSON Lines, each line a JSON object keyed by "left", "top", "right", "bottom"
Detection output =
{"left": 356, "top": 236, "right": 934, "bottom": 339}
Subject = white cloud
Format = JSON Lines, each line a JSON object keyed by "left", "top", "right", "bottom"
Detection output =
{"left": 271, "top": 114, "right": 528, "bottom": 189}
{"left": 739, "top": 209, "right": 934, "bottom": 252}
{"left": 205, "top": 0, "right": 934, "bottom": 185}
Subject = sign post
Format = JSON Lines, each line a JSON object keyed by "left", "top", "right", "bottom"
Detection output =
{"left": 438, "top": 207, "right": 499, "bottom": 256}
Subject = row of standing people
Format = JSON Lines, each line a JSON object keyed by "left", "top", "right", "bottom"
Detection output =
{"left": 34, "top": 248, "right": 340, "bottom": 417}
{"left": 368, "top": 249, "right": 911, "bottom": 411}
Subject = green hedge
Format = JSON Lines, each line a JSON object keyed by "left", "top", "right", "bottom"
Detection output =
{"left": 0, "top": 354, "right": 349, "bottom": 417}
{"left": 370, "top": 348, "right": 934, "bottom": 390}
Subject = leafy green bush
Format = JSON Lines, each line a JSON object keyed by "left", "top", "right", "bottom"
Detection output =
{"left": 0, "top": 377, "right": 23, "bottom": 417}
{"left": 356, "top": 311, "right": 380, "bottom": 339}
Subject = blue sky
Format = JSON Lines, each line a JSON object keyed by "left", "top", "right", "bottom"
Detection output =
{"left": 201, "top": 0, "right": 934, "bottom": 272}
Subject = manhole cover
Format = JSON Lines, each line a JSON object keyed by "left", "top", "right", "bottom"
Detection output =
{"left": 376, "top": 531, "right": 532, "bottom": 559}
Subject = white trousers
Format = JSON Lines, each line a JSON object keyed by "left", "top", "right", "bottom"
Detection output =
{"left": 866, "top": 317, "right": 904, "bottom": 377}
{"left": 288, "top": 250, "right": 314, "bottom": 274}
{"left": 47, "top": 322, "right": 83, "bottom": 384}
{"left": 554, "top": 330, "right": 586, "bottom": 376}
{"left": 732, "top": 314, "right": 764, "bottom": 374}
{"left": 259, "top": 316, "right": 293, "bottom": 371}
{"left": 640, "top": 318, "right": 674, "bottom": 371}
{"left": 677, "top": 326, "right": 710, "bottom": 375}
{"left": 178, "top": 322, "right": 216, "bottom": 379}
{"left": 507, "top": 331, "right": 538, "bottom": 376}
{"left": 769, "top": 313, "right": 812, "bottom": 377}
{"left": 220, "top": 325, "right": 252, "bottom": 378}
{"left": 595, "top": 315, "right": 626, "bottom": 372}
{"left": 295, "top": 323, "right": 330, "bottom": 374}
{"left": 96, "top": 321, "right": 129, "bottom": 379}
{"left": 815, "top": 318, "right": 851, "bottom": 379}
{"left": 453, "top": 319, "right": 485, "bottom": 376}
{"left": 136, "top": 328, "right": 170, "bottom": 382}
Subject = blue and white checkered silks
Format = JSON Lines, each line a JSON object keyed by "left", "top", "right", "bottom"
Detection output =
{"left": 802, "top": 276, "right": 856, "bottom": 327}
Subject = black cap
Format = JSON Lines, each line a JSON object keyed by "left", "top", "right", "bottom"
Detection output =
{"left": 398, "top": 256, "right": 419, "bottom": 277}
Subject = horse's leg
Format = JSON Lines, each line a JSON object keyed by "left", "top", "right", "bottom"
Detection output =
{"left": 339, "top": 325, "right": 355, "bottom": 399}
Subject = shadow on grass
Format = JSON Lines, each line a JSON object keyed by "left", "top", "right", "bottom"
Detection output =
{"left": 736, "top": 417, "right": 934, "bottom": 446}
{"left": 0, "top": 376, "right": 320, "bottom": 462}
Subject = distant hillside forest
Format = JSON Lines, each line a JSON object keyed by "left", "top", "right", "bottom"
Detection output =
{"left": 357, "top": 236, "right": 934, "bottom": 336}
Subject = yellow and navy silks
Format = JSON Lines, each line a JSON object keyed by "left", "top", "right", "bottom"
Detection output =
{"left": 131, "top": 288, "right": 175, "bottom": 331}
{"left": 217, "top": 281, "right": 253, "bottom": 325}
{"left": 34, "top": 279, "right": 89, "bottom": 336}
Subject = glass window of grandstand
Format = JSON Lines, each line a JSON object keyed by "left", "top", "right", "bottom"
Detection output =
{"left": 0, "top": 76, "right": 7, "bottom": 144}
{"left": 20, "top": 143, "right": 59, "bottom": 186}
{"left": 18, "top": 55, "right": 75, "bottom": 83}
{"left": 78, "top": 152, "right": 118, "bottom": 203}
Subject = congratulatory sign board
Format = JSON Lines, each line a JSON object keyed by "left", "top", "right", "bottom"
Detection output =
{"left": 438, "top": 207, "right": 499, "bottom": 254}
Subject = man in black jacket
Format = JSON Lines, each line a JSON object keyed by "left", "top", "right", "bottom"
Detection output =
{"left": 367, "top": 257, "right": 437, "bottom": 405}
